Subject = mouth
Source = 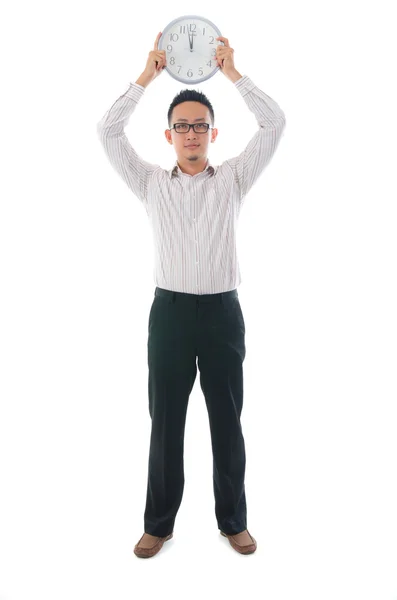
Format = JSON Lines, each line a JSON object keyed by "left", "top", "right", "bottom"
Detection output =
{"left": 185, "top": 144, "right": 199, "bottom": 149}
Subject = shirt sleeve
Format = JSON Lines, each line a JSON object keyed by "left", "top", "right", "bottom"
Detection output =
{"left": 96, "top": 82, "right": 161, "bottom": 204}
{"left": 224, "top": 75, "right": 286, "bottom": 200}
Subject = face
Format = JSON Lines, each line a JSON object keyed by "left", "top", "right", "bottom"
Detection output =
{"left": 165, "top": 101, "right": 218, "bottom": 163}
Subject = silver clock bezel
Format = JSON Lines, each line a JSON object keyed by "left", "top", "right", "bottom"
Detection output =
{"left": 158, "top": 14, "right": 223, "bottom": 85}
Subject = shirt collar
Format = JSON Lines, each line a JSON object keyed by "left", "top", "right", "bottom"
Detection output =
{"left": 169, "top": 158, "right": 216, "bottom": 179}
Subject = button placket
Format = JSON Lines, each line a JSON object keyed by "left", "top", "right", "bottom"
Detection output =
{"left": 192, "top": 181, "right": 199, "bottom": 289}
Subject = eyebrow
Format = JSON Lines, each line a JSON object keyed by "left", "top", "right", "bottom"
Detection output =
{"left": 174, "top": 117, "right": 206, "bottom": 122}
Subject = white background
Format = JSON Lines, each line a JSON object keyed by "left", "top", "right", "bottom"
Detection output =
{"left": 1, "top": 0, "right": 396, "bottom": 599}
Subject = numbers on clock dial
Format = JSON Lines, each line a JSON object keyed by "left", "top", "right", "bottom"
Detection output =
{"left": 164, "top": 22, "right": 219, "bottom": 81}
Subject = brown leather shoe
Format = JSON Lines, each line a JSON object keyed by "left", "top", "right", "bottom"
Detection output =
{"left": 220, "top": 529, "right": 257, "bottom": 554}
{"left": 134, "top": 532, "right": 173, "bottom": 558}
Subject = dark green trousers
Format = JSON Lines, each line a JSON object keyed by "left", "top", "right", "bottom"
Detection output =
{"left": 144, "top": 286, "right": 247, "bottom": 537}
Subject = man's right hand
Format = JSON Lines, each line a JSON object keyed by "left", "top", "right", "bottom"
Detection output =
{"left": 140, "top": 32, "right": 167, "bottom": 85}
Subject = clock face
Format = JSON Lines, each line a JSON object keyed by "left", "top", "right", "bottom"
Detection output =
{"left": 158, "top": 15, "right": 223, "bottom": 84}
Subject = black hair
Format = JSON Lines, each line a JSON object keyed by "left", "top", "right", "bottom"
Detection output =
{"left": 167, "top": 89, "right": 215, "bottom": 129}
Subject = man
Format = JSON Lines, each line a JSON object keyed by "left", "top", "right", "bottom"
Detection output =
{"left": 97, "top": 32, "right": 286, "bottom": 558}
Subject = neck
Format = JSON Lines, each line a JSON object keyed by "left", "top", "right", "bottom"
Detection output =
{"left": 177, "top": 157, "right": 208, "bottom": 176}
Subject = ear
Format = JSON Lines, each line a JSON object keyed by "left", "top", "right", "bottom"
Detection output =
{"left": 165, "top": 129, "right": 173, "bottom": 145}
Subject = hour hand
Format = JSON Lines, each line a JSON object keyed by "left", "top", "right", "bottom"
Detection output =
{"left": 188, "top": 32, "right": 193, "bottom": 51}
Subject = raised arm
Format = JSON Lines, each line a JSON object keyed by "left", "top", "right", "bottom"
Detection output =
{"left": 225, "top": 75, "right": 286, "bottom": 200}
{"left": 214, "top": 37, "right": 286, "bottom": 201}
{"left": 96, "top": 32, "right": 167, "bottom": 205}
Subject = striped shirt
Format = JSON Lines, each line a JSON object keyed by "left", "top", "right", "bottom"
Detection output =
{"left": 97, "top": 75, "right": 286, "bottom": 295}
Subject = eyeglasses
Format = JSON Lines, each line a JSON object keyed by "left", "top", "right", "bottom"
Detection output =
{"left": 170, "top": 123, "right": 213, "bottom": 134}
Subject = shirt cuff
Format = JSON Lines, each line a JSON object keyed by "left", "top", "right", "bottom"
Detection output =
{"left": 124, "top": 82, "right": 146, "bottom": 101}
{"left": 234, "top": 75, "right": 256, "bottom": 96}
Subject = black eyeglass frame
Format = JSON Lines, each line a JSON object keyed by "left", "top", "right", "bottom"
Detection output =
{"left": 170, "top": 123, "right": 214, "bottom": 134}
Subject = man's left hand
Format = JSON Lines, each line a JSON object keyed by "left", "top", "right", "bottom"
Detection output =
{"left": 215, "top": 37, "right": 240, "bottom": 81}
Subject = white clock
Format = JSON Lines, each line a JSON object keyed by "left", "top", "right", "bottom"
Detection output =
{"left": 158, "top": 15, "right": 224, "bottom": 85}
